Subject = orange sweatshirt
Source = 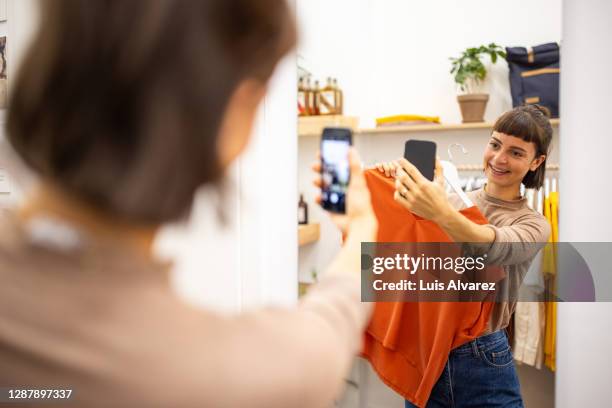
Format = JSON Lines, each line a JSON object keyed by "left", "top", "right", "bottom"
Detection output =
{"left": 361, "top": 170, "right": 496, "bottom": 407}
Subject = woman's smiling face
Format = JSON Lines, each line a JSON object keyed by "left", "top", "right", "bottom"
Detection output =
{"left": 483, "top": 132, "right": 545, "bottom": 190}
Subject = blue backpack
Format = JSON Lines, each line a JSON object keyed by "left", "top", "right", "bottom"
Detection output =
{"left": 506, "top": 43, "right": 560, "bottom": 118}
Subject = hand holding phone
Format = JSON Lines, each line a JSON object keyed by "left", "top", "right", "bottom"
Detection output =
{"left": 396, "top": 139, "right": 453, "bottom": 221}
{"left": 312, "top": 130, "right": 376, "bottom": 237}
{"left": 320, "top": 128, "right": 352, "bottom": 213}
{"left": 403, "top": 140, "right": 437, "bottom": 181}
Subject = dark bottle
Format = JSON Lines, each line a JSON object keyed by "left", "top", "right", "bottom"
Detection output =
{"left": 305, "top": 76, "right": 314, "bottom": 116}
{"left": 298, "top": 194, "right": 308, "bottom": 225}
{"left": 312, "top": 80, "right": 321, "bottom": 115}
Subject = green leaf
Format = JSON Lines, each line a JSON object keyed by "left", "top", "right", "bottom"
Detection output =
{"left": 450, "top": 42, "right": 507, "bottom": 90}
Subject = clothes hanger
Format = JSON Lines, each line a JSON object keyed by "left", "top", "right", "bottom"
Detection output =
{"left": 442, "top": 143, "right": 473, "bottom": 207}
{"left": 447, "top": 143, "right": 467, "bottom": 164}
{"left": 440, "top": 161, "right": 460, "bottom": 187}
{"left": 441, "top": 143, "right": 463, "bottom": 189}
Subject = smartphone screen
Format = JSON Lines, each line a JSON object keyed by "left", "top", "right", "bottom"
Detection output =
{"left": 321, "top": 128, "right": 352, "bottom": 213}
{"left": 404, "top": 140, "right": 437, "bottom": 181}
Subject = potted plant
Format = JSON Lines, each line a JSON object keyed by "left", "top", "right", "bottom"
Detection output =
{"left": 450, "top": 43, "right": 506, "bottom": 123}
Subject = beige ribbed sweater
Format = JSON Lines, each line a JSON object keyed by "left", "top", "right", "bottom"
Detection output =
{"left": 0, "top": 212, "right": 371, "bottom": 408}
{"left": 449, "top": 188, "right": 551, "bottom": 333}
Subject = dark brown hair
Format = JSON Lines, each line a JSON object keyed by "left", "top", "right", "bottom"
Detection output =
{"left": 492, "top": 105, "right": 553, "bottom": 189}
{"left": 7, "top": 0, "right": 296, "bottom": 223}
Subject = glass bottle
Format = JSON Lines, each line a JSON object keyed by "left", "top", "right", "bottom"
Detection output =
{"left": 298, "top": 194, "right": 308, "bottom": 225}
{"left": 319, "top": 77, "right": 336, "bottom": 115}
{"left": 333, "top": 78, "right": 344, "bottom": 115}
{"left": 312, "top": 80, "right": 321, "bottom": 115}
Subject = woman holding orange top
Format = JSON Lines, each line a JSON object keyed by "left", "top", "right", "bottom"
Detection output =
{"left": 376, "top": 105, "right": 553, "bottom": 408}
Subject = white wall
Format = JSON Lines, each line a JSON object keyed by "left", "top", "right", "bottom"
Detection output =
{"left": 297, "top": 0, "right": 562, "bottom": 127}
{"left": 557, "top": 0, "right": 612, "bottom": 406}
{"left": 6, "top": 0, "right": 38, "bottom": 78}
{"left": 160, "top": 50, "right": 299, "bottom": 313}
{"left": 157, "top": 8, "right": 299, "bottom": 312}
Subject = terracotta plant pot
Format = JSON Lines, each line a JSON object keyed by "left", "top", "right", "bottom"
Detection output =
{"left": 457, "top": 93, "right": 489, "bottom": 123}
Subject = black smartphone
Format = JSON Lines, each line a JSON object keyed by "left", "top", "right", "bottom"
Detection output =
{"left": 404, "top": 140, "right": 437, "bottom": 181}
{"left": 321, "top": 127, "right": 352, "bottom": 213}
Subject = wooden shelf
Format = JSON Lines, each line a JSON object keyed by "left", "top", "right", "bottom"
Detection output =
{"left": 298, "top": 115, "right": 359, "bottom": 137}
{"left": 298, "top": 223, "right": 320, "bottom": 246}
{"left": 299, "top": 118, "right": 559, "bottom": 137}
{"left": 358, "top": 118, "right": 559, "bottom": 135}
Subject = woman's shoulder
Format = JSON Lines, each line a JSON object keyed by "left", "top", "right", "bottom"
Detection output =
{"left": 515, "top": 205, "right": 551, "bottom": 232}
{"left": 494, "top": 203, "right": 551, "bottom": 243}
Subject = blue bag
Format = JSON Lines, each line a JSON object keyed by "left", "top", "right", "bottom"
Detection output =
{"left": 506, "top": 43, "right": 560, "bottom": 118}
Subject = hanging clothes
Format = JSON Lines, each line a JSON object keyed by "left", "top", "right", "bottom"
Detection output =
{"left": 360, "top": 170, "right": 501, "bottom": 408}
{"left": 513, "top": 187, "right": 546, "bottom": 369}
{"left": 543, "top": 189, "right": 559, "bottom": 371}
{"left": 513, "top": 284, "right": 546, "bottom": 370}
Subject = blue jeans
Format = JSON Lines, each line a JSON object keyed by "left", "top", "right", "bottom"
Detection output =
{"left": 405, "top": 330, "right": 523, "bottom": 408}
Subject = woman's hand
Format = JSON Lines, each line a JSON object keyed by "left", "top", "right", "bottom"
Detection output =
{"left": 393, "top": 158, "right": 454, "bottom": 223}
{"left": 374, "top": 161, "right": 400, "bottom": 178}
{"left": 312, "top": 148, "right": 377, "bottom": 238}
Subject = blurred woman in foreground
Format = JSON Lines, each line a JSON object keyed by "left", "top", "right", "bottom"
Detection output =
{"left": 0, "top": 1, "right": 376, "bottom": 407}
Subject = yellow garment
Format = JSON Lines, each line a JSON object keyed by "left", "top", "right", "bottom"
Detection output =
{"left": 375, "top": 114, "right": 440, "bottom": 126}
{"left": 542, "top": 195, "right": 555, "bottom": 274}
{"left": 543, "top": 192, "right": 559, "bottom": 371}
{"left": 550, "top": 192, "right": 559, "bottom": 242}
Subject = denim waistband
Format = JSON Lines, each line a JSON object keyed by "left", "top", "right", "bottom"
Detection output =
{"left": 451, "top": 330, "right": 509, "bottom": 356}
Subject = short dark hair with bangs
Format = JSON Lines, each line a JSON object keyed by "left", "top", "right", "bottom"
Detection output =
{"left": 492, "top": 105, "right": 553, "bottom": 189}
{"left": 7, "top": 0, "right": 296, "bottom": 224}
